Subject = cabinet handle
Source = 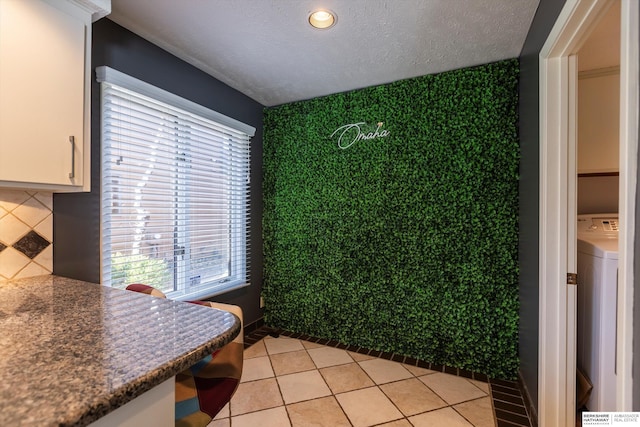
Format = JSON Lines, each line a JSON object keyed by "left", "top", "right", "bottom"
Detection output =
{"left": 69, "top": 136, "right": 75, "bottom": 179}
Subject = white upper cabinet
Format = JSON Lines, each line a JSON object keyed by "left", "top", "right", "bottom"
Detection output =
{"left": 0, "top": 0, "right": 110, "bottom": 191}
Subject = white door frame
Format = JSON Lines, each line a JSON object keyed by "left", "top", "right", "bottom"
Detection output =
{"left": 617, "top": 0, "right": 638, "bottom": 412}
{"left": 539, "top": 0, "right": 638, "bottom": 425}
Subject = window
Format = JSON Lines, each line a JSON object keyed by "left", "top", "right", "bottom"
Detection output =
{"left": 97, "top": 66, "right": 254, "bottom": 300}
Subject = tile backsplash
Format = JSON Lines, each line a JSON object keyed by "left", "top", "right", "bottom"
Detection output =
{"left": 0, "top": 190, "right": 53, "bottom": 281}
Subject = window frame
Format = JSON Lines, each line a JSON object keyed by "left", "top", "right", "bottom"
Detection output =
{"left": 97, "top": 66, "right": 255, "bottom": 300}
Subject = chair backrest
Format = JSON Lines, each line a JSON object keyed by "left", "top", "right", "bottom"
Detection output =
{"left": 126, "top": 284, "right": 167, "bottom": 298}
{"left": 125, "top": 284, "right": 244, "bottom": 424}
{"left": 124, "top": 284, "right": 243, "bottom": 344}
{"left": 187, "top": 301, "right": 243, "bottom": 345}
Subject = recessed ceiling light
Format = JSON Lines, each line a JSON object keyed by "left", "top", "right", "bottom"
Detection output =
{"left": 309, "top": 9, "right": 336, "bottom": 29}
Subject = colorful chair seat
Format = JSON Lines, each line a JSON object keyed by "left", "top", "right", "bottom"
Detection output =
{"left": 125, "top": 284, "right": 243, "bottom": 427}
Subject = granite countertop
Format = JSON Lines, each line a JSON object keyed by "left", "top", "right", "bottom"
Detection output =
{"left": 0, "top": 275, "right": 241, "bottom": 427}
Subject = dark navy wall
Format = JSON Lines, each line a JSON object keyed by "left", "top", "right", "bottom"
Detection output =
{"left": 53, "top": 18, "right": 265, "bottom": 326}
{"left": 518, "top": 0, "right": 566, "bottom": 415}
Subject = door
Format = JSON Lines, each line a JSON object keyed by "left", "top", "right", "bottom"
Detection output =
{"left": 539, "top": 51, "right": 580, "bottom": 427}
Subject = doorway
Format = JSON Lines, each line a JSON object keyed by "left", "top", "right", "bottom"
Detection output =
{"left": 538, "top": 0, "right": 638, "bottom": 425}
{"left": 575, "top": 1, "right": 620, "bottom": 414}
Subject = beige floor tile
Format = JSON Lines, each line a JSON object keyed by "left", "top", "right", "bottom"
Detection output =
{"left": 470, "top": 379, "right": 490, "bottom": 393}
{"left": 244, "top": 340, "right": 267, "bottom": 359}
{"left": 307, "top": 346, "right": 354, "bottom": 368}
{"left": 419, "top": 373, "right": 487, "bottom": 405}
{"left": 264, "top": 336, "right": 306, "bottom": 354}
{"left": 380, "top": 377, "right": 448, "bottom": 416}
{"left": 213, "top": 403, "right": 229, "bottom": 420}
{"left": 408, "top": 407, "right": 474, "bottom": 427}
{"left": 403, "top": 364, "right": 437, "bottom": 377}
{"left": 231, "top": 406, "right": 291, "bottom": 427}
{"left": 287, "top": 396, "right": 351, "bottom": 427}
{"left": 336, "top": 386, "right": 404, "bottom": 427}
{"left": 206, "top": 418, "right": 229, "bottom": 427}
{"left": 239, "top": 339, "right": 500, "bottom": 427}
{"left": 270, "top": 349, "right": 316, "bottom": 376}
{"left": 241, "top": 355, "right": 274, "bottom": 382}
{"left": 277, "top": 370, "right": 332, "bottom": 404}
{"left": 358, "top": 358, "right": 413, "bottom": 384}
{"left": 320, "top": 362, "right": 375, "bottom": 394}
{"left": 349, "top": 351, "right": 376, "bottom": 362}
{"left": 454, "top": 396, "right": 495, "bottom": 427}
{"left": 302, "top": 340, "right": 326, "bottom": 349}
{"left": 230, "top": 377, "right": 283, "bottom": 416}
{"left": 376, "top": 420, "right": 413, "bottom": 427}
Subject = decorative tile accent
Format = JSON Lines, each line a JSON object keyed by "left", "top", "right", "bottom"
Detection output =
{"left": 0, "top": 247, "right": 30, "bottom": 278}
{"left": 0, "top": 190, "right": 30, "bottom": 212}
{"left": 12, "top": 197, "right": 51, "bottom": 227}
{"left": 14, "top": 262, "right": 51, "bottom": 280}
{"left": 12, "top": 231, "right": 50, "bottom": 259}
{"left": 33, "top": 192, "right": 53, "bottom": 210}
{"left": 34, "top": 215, "right": 53, "bottom": 242}
{"left": 0, "top": 214, "right": 30, "bottom": 245}
{"left": 0, "top": 190, "right": 53, "bottom": 281}
{"left": 33, "top": 245, "right": 53, "bottom": 269}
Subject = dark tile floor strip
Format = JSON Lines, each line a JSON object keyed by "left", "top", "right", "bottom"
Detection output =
{"left": 244, "top": 326, "right": 534, "bottom": 427}
{"left": 498, "top": 420, "right": 530, "bottom": 427}
{"left": 490, "top": 380, "right": 532, "bottom": 427}
{"left": 518, "top": 375, "right": 538, "bottom": 427}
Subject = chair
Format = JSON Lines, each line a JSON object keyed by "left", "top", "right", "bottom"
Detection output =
{"left": 125, "top": 284, "right": 243, "bottom": 427}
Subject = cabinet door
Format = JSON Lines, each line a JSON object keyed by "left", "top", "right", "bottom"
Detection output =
{"left": 0, "top": 0, "right": 85, "bottom": 187}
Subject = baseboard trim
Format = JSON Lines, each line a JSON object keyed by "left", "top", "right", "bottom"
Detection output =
{"left": 243, "top": 317, "right": 265, "bottom": 337}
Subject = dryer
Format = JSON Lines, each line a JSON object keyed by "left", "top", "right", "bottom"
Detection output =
{"left": 576, "top": 213, "right": 618, "bottom": 411}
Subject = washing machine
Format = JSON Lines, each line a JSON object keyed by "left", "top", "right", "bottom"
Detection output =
{"left": 576, "top": 213, "right": 618, "bottom": 411}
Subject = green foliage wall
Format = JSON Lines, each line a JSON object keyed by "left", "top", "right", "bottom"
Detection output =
{"left": 262, "top": 59, "right": 519, "bottom": 379}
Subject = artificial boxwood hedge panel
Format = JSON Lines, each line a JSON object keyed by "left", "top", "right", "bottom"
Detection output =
{"left": 262, "top": 59, "right": 519, "bottom": 379}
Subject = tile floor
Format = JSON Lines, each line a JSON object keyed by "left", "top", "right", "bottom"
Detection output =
{"left": 208, "top": 333, "right": 501, "bottom": 427}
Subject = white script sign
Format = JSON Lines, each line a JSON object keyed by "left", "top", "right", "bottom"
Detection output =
{"left": 330, "top": 122, "right": 390, "bottom": 149}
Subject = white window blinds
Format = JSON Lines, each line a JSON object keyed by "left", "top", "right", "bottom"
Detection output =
{"left": 97, "top": 66, "right": 254, "bottom": 300}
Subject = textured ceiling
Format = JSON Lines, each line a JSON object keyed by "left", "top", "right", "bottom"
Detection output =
{"left": 108, "top": 0, "right": 540, "bottom": 106}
